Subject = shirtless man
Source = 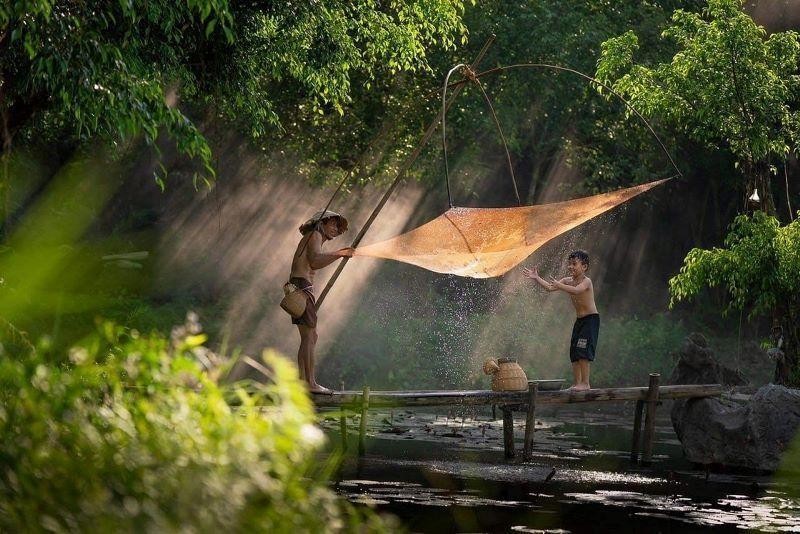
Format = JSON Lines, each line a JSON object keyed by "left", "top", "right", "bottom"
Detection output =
{"left": 289, "top": 210, "right": 354, "bottom": 393}
{"left": 522, "top": 250, "right": 599, "bottom": 391}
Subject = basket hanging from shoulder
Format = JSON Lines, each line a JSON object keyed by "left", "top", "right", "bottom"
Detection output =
{"left": 280, "top": 283, "right": 307, "bottom": 318}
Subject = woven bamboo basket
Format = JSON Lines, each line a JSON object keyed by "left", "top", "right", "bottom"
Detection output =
{"left": 482, "top": 357, "right": 528, "bottom": 391}
{"left": 280, "top": 283, "right": 307, "bottom": 318}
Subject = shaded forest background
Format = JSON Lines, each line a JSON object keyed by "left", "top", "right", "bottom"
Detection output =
{"left": 8, "top": 2, "right": 800, "bottom": 530}
{"left": 4, "top": 0, "right": 798, "bottom": 389}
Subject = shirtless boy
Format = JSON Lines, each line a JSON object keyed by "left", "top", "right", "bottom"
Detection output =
{"left": 522, "top": 250, "right": 599, "bottom": 391}
{"left": 289, "top": 210, "right": 354, "bottom": 393}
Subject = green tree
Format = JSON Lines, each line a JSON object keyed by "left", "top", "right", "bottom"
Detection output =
{"left": 596, "top": 0, "right": 800, "bottom": 213}
{"left": 274, "top": 1, "right": 706, "bottom": 196}
{"left": 669, "top": 211, "right": 800, "bottom": 385}
{"left": 0, "top": 1, "right": 234, "bottom": 181}
{"left": 0, "top": 1, "right": 466, "bottom": 222}
{"left": 453, "top": 0, "right": 701, "bottom": 198}
{"left": 596, "top": 0, "right": 800, "bottom": 384}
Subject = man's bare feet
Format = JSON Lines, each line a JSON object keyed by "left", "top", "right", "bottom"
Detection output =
{"left": 309, "top": 384, "right": 333, "bottom": 395}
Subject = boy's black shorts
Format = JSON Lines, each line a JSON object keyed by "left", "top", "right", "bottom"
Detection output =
{"left": 570, "top": 313, "right": 600, "bottom": 362}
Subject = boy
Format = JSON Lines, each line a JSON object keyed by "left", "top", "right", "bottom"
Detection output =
{"left": 522, "top": 250, "right": 599, "bottom": 391}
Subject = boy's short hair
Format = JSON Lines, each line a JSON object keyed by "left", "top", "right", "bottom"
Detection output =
{"left": 568, "top": 249, "right": 590, "bottom": 267}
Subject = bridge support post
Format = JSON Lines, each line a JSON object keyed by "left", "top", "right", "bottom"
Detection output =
{"left": 339, "top": 381, "right": 347, "bottom": 451}
{"left": 641, "top": 373, "right": 660, "bottom": 465}
{"left": 630, "top": 399, "right": 644, "bottom": 462}
{"left": 523, "top": 382, "right": 538, "bottom": 461}
{"left": 502, "top": 406, "right": 515, "bottom": 459}
{"left": 358, "top": 386, "right": 370, "bottom": 457}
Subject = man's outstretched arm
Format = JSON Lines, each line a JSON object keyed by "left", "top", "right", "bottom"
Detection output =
{"left": 307, "top": 233, "right": 350, "bottom": 269}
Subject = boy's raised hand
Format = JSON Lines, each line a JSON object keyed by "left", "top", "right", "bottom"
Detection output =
{"left": 522, "top": 266, "right": 539, "bottom": 279}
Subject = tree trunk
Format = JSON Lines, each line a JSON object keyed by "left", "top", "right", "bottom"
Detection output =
{"left": 747, "top": 163, "right": 776, "bottom": 216}
{"left": 0, "top": 77, "right": 11, "bottom": 243}
{"left": 1, "top": 98, "right": 10, "bottom": 242}
{"left": 775, "top": 302, "right": 800, "bottom": 387}
{"left": 786, "top": 304, "right": 800, "bottom": 387}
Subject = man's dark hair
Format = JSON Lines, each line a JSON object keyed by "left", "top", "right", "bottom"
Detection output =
{"left": 568, "top": 249, "right": 590, "bottom": 267}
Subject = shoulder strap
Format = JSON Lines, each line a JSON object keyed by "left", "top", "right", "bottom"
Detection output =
{"left": 294, "top": 228, "right": 324, "bottom": 259}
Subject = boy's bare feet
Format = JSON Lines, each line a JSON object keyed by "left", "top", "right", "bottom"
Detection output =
{"left": 309, "top": 384, "right": 333, "bottom": 394}
{"left": 572, "top": 384, "right": 590, "bottom": 391}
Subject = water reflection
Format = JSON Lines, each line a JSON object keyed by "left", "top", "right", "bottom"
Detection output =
{"left": 339, "top": 479, "right": 534, "bottom": 508}
{"left": 555, "top": 470, "right": 665, "bottom": 485}
{"left": 562, "top": 490, "right": 800, "bottom": 531}
{"left": 323, "top": 406, "right": 800, "bottom": 531}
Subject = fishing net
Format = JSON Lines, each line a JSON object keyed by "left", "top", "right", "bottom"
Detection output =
{"left": 353, "top": 179, "right": 669, "bottom": 278}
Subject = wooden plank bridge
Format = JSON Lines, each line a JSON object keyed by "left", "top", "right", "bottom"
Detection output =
{"left": 313, "top": 374, "right": 723, "bottom": 464}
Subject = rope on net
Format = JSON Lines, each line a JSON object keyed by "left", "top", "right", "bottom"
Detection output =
{"left": 448, "top": 62, "right": 682, "bottom": 178}
{"left": 442, "top": 64, "right": 522, "bottom": 207}
{"left": 441, "top": 63, "right": 466, "bottom": 209}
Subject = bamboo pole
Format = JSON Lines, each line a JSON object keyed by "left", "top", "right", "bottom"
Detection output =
{"left": 315, "top": 36, "right": 496, "bottom": 310}
{"left": 630, "top": 399, "right": 644, "bottom": 462}
{"left": 339, "top": 381, "right": 347, "bottom": 451}
{"left": 358, "top": 386, "right": 370, "bottom": 457}
{"left": 641, "top": 374, "right": 661, "bottom": 465}
{"left": 312, "top": 383, "right": 722, "bottom": 408}
{"left": 523, "top": 382, "right": 538, "bottom": 461}
{"left": 502, "top": 407, "right": 515, "bottom": 459}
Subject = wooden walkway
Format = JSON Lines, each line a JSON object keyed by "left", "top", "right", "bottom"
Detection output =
{"left": 313, "top": 374, "right": 723, "bottom": 464}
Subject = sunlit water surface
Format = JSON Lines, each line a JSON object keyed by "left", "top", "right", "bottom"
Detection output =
{"left": 319, "top": 405, "right": 800, "bottom": 532}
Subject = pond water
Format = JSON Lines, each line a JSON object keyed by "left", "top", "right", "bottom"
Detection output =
{"left": 319, "top": 403, "right": 800, "bottom": 532}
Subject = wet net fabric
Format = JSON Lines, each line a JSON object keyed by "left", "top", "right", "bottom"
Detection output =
{"left": 353, "top": 179, "right": 669, "bottom": 278}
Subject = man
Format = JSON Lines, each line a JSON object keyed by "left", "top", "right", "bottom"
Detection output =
{"left": 289, "top": 210, "right": 353, "bottom": 393}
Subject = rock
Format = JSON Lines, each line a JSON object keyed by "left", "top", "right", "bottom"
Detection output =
{"left": 669, "top": 335, "right": 800, "bottom": 471}
{"left": 668, "top": 333, "right": 747, "bottom": 386}
{"left": 672, "top": 384, "right": 800, "bottom": 471}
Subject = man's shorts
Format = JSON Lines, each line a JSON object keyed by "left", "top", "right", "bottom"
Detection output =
{"left": 570, "top": 313, "right": 600, "bottom": 362}
{"left": 289, "top": 277, "right": 317, "bottom": 329}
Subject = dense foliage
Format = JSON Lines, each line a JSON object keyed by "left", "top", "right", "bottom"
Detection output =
{"left": 669, "top": 211, "right": 800, "bottom": 384}
{"left": 0, "top": 322, "right": 390, "bottom": 532}
{"left": 597, "top": 0, "right": 800, "bottom": 210}
{"left": 0, "top": 0, "right": 232, "bottom": 183}
{"left": 0, "top": 1, "right": 467, "bottom": 187}
{"left": 594, "top": 0, "right": 800, "bottom": 383}
{"left": 282, "top": 0, "right": 704, "bottom": 194}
